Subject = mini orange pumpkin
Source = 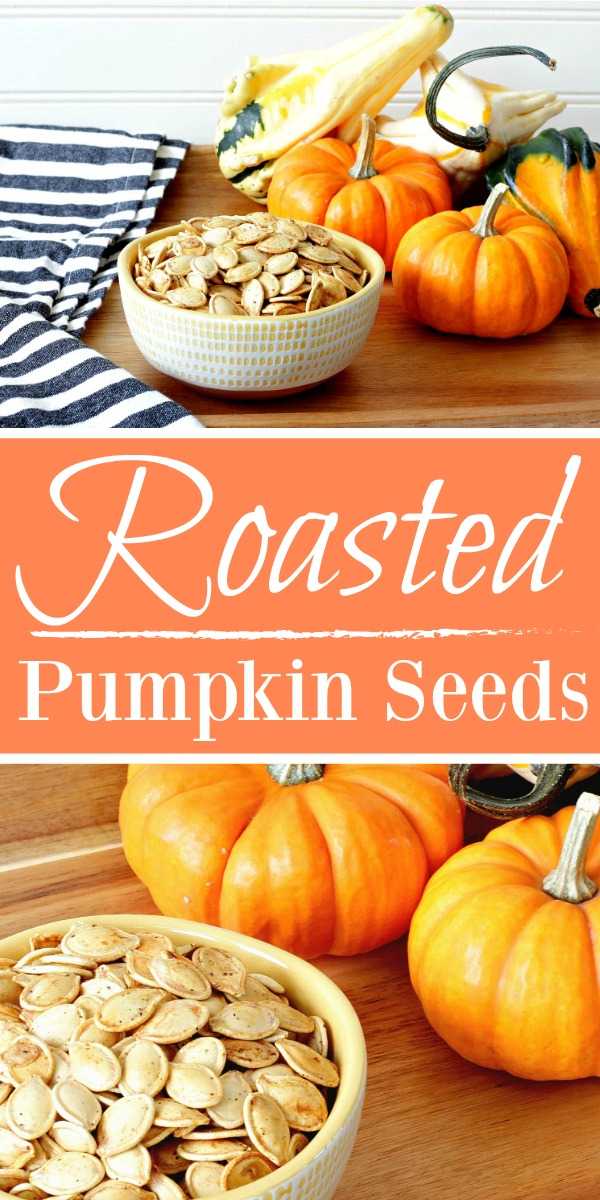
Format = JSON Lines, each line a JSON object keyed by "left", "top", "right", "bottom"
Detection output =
{"left": 120, "top": 763, "right": 463, "bottom": 959}
{"left": 393, "top": 181, "right": 570, "bottom": 337}
{"left": 267, "top": 114, "right": 452, "bottom": 271}
{"left": 409, "top": 792, "right": 600, "bottom": 1080}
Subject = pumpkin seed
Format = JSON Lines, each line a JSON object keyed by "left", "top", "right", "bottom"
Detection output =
{"left": 0, "top": 1129, "right": 35, "bottom": 1170}
{"left": 136, "top": 1003, "right": 208, "bottom": 1046}
{"left": 61, "top": 927, "right": 139, "bottom": 965}
{"left": 209, "top": 1005, "right": 278, "bottom": 1043}
{"left": 255, "top": 1074, "right": 326, "bottom": 1131}
{"left": 2, "top": 1037, "right": 53, "bottom": 1086}
{"left": 176, "top": 1142, "right": 246, "bottom": 1164}
{"left": 53, "top": 1080, "right": 102, "bottom": 1131}
{"left": 278, "top": 269, "right": 305, "bottom": 296}
{"left": 240, "top": 279, "right": 264, "bottom": 316}
{"left": 209, "top": 245, "right": 237, "bottom": 273}
{"left": 152, "top": 1101, "right": 204, "bottom": 1131}
{"left": 87, "top": 1183, "right": 152, "bottom": 1200}
{"left": 232, "top": 224, "right": 263, "bottom": 246}
{"left": 180, "top": 1129, "right": 246, "bottom": 1143}
{"left": 165, "top": 288, "right": 207, "bottom": 310}
{"left": 276, "top": 1039, "right": 339, "bottom": 1088}
{"left": 201, "top": 228, "right": 232, "bottom": 248}
{"left": 6, "top": 1079, "right": 55, "bottom": 1141}
{"left": 98, "top": 992, "right": 164, "bottom": 1036}
{"left": 147, "top": 1170, "right": 185, "bottom": 1200}
{"left": 190, "top": 256, "right": 218, "bottom": 281}
{"left": 120, "top": 1042, "right": 168, "bottom": 1099}
{"left": 208, "top": 296, "right": 243, "bottom": 316}
{"left": 242, "top": 1094, "right": 289, "bottom": 1167}
{"left": 74, "top": 1021, "right": 119, "bottom": 1050}
{"left": 221, "top": 1042, "right": 278, "bottom": 1071}
{"left": 192, "top": 952, "right": 245, "bottom": 1002}
{"left": 69, "top": 1045, "right": 121, "bottom": 1093}
{"left": 265, "top": 252, "right": 297, "bottom": 276}
{"left": 30, "top": 1152, "right": 104, "bottom": 1195}
{"left": 165, "top": 1066, "right": 221, "bottom": 1110}
{"left": 223, "top": 263, "right": 261, "bottom": 285}
{"left": 96, "top": 1096, "right": 155, "bottom": 1157}
{"left": 205, "top": 1074, "right": 251, "bottom": 1132}
{"left": 288, "top": 1132, "right": 309, "bottom": 1158}
{"left": 257, "top": 272, "right": 280, "bottom": 299}
{"left": 147, "top": 960, "right": 210, "bottom": 1004}
{"left": 173, "top": 1039, "right": 225, "bottom": 1077}
{"left": 221, "top": 1150, "right": 271, "bottom": 1189}
{"left": 30, "top": 1006, "right": 84, "bottom": 1048}
{"left": 307, "top": 1016, "right": 328, "bottom": 1059}
{"left": 104, "top": 1146, "right": 151, "bottom": 1187}
{"left": 50, "top": 1123, "right": 96, "bottom": 1155}
{"left": 184, "top": 1162, "right": 223, "bottom": 1197}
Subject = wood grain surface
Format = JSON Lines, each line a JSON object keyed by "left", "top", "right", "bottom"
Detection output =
{"left": 1, "top": 764, "right": 598, "bottom": 1200}
{"left": 84, "top": 147, "right": 600, "bottom": 429}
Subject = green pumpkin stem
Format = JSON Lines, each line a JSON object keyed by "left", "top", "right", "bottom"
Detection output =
{"left": 449, "top": 763, "right": 574, "bottom": 819}
{"left": 471, "top": 183, "right": 509, "bottom": 237}
{"left": 542, "top": 792, "right": 600, "bottom": 903}
{"left": 349, "top": 114, "right": 379, "bottom": 181}
{"left": 425, "top": 45, "right": 557, "bottom": 152}
{"left": 266, "top": 764, "right": 325, "bottom": 786}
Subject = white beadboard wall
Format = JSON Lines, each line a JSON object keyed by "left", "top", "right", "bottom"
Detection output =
{"left": 0, "top": 0, "right": 599, "bottom": 143}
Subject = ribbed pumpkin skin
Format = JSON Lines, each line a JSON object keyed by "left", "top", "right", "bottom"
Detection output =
{"left": 268, "top": 138, "right": 452, "bottom": 271}
{"left": 120, "top": 765, "right": 463, "bottom": 959}
{"left": 408, "top": 805, "right": 600, "bottom": 1080}
{"left": 488, "top": 128, "right": 600, "bottom": 317}
{"left": 392, "top": 202, "right": 570, "bottom": 337}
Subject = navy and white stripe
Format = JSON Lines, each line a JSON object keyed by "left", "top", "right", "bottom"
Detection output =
{"left": 0, "top": 124, "right": 200, "bottom": 428}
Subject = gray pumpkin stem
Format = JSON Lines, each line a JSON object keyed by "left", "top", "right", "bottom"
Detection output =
{"left": 266, "top": 764, "right": 325, "bottom": 786}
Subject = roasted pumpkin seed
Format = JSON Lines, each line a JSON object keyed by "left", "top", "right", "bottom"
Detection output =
{"left": 242, "top": 1094, "right": 289, "bottom": 1167}
{"left": 222, "top": 1150, "right": 271, "bottom": 1189}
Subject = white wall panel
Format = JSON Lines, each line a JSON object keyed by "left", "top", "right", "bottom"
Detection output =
{"left": 0, "top": 0, "right": 598, "bottom": 143}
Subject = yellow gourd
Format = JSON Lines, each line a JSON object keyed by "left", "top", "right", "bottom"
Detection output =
{"left": 215, "top": 5, "right": 454, "bottom": 202}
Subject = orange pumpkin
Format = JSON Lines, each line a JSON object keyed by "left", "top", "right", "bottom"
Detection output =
{"left": 267, "top": 114, "right": 452, "bottom": 271}
{"left": 120, "top": 763, "right": 463, "bottom": 959}
{"left": 409, "top": 792, "right": 600, "bottom": 1080}
{"left": 392, "top": 181, "right": 570, "bottom": 337}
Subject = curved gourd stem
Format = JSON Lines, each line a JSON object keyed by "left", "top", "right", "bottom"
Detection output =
{"left": 449, "top": 763, "right": 574, "bottom": 819}
{"left": 266, "top": 764, "right": 325, "bottom": 786}
{"left": 348, "top": 114, "right": 379, "bottom": 181}
{"left": 542, "top": 792, "right": 600, "bottom": 902}
{"left": 471, "top": 183, "right": 509, "bottom": 237}
{"left": 425, "top": 46, "right": 557, "bottom": 152}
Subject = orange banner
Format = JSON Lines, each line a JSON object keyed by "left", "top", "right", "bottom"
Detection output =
{"left": 1, "top": 435, "right": 598, "bottom": 756}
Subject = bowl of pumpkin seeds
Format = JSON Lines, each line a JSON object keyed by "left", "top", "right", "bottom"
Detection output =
{"left": 118, "top": 214, "right": 384, "bottom": 395}
{"left": 0, "top": 916, "right": 366, "bottom": 1200}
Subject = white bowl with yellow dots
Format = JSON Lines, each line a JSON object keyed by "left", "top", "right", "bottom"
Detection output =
{"left": 118, "top": 217, "right": 384, "bottom": 397}
{"left": 0, "top": 914, "right": 367, "bottom": 1200}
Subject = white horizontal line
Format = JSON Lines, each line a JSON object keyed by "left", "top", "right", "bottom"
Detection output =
{"left": 30, "top": 627, "right": 551, "bottom": 640}
{"left": 3, "top": 5, "right": 599, "bottom": 16}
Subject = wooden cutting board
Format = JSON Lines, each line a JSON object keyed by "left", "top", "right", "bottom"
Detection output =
{"left": 1, "top": 763, "right": 597, "bottom": 1200}
{"left": 84, "top": 147, "right": 600, "bottom": 429}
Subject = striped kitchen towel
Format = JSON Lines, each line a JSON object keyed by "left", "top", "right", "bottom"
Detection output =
{"left": 0, "top": 124, "right": 200, "bottom": 428}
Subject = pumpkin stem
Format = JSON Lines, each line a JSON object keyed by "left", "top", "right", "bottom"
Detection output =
{"left": 542, "top": 792, "right": 600, "bottom": 903}
{"left": 449, "top": 763, "right": 574, "bottom": 820}
{"left": 470, "top": 183, "right": 509, "bottom": 238}
{"left": 348, "top": 114, "right": 379, "bottom": 181}
{"left": 266, "top": 764, "right": 325, "bottom": 786}
{"left": 425, "top": 46, "right": 557, "bottom": 152}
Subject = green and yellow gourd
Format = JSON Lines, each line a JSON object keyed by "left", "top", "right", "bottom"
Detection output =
{"left": 488, "top": 128, "right": 600, "bottom": 317}
{"left": 215, "top": 5, "right": 454, "bottom": 203}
